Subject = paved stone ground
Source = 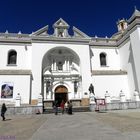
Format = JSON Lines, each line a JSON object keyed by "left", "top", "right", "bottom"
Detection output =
{"left": 1, "top": 109, "right": 140, "bottom": 140}
{"left": 0, "top": 114, "right": 47, "bottom": 140}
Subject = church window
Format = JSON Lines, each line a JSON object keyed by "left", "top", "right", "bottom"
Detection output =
{"left": 100, "top": 53, "right": 107, "bottom": 66}
{"left": 8, "top": 50, "right": 17, "bottom": 65}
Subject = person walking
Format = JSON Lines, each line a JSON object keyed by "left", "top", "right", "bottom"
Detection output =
{"left": 68, "top": 101, "right": 73, "bottom": 115}
{"left": 52, "top": 101, "right": 58, "bottom": 115}
{"left": 1, "top": 103, "right": 7, "bottom": 121}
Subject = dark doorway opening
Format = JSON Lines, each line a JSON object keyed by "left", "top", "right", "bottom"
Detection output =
{"left": 55, "top": 93, "right": 67, "bottom": 107}
{"left": 55, "top": 85, "right": 68, "bottom": 107}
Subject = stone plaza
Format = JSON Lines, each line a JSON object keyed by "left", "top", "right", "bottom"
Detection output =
{"left": 1, "top": 109, "right": 140, "bottom": 140}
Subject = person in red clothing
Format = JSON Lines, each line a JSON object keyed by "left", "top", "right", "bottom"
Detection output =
{"left": 60, "top": 100, "right": 65, "bottom": 114}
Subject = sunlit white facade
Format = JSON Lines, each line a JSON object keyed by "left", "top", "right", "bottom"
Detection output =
{"left": 1, "top": 10, "right": 140, "bottom": 107}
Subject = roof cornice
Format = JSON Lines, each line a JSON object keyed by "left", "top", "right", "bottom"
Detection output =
{"left": 31, "top": 36, "right": 91, "bottom": 45}
{"left": 0, "top": 33, "right": 31, "bottom": 45}
{"left": 0, "top": 70, "right": 32, "bottom": 75}
{"left": 92, "top": 70, "right": 127, "bottom": 75}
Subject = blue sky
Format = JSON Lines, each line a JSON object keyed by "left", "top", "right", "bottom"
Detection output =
{"left": 0, "top": 0, "right": 140, "bottom": 37}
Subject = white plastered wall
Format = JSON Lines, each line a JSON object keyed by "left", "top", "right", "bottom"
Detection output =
{"left": 91, "top": 47, "right": 121, "bottom": 70}
{"left": 0, "top": 75, "right": 31, "bottom": 104}
{"left": 119, "top": 41, "right": 135, "bottom": 98}
{"left": 129, "top": 28, "right": 140, "bottom": 93}
{"left": 0, "top": 44, "right": 32, "bottom": 70}
{"left": 92, "top": 75, "right": 130, "bottom": 99}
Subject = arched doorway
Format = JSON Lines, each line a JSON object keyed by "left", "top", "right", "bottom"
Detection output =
{"left": 42, "top": 47, "right": 81, "bottom": 105}
{"left": 55, "top": 85, "right": 68, "bottom": 106}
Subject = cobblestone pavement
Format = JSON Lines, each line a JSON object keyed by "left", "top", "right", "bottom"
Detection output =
{"left": 1, "top": 109, "right": 140, "bottom": 140}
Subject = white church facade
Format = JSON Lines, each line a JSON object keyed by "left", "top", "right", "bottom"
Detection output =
{"left": 1, "top": 9, "right": 140, "bottom": 108}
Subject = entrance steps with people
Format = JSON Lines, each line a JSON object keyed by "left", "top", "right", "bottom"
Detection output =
{"left": 43, "top": 106, "right": 90, "bottom": 114}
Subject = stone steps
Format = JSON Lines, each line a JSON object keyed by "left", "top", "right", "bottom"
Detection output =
{"left": 43, "top": 106, "right": 90, "bottom": 114}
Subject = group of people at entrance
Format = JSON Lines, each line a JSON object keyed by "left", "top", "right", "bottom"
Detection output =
{"left": 52, "top": 100, "right": 73, "bottom": 115}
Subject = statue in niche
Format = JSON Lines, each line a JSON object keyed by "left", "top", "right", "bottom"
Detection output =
{"left": 74, "top": 81, "right": 78, "bottom": 93}
{"left": 58, "top": 29, "right": 64, "bottom": 37}
{"left": 46, "top": 81, "right": 51, "bottom": 93}
{"left": 88, "top": 84, "right": 94, "bottom": 95}
{"left": 58, "top": 31, "right": 64, "bottom": 37}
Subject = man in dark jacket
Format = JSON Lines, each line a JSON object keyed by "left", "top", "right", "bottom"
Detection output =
{"left": 1, "top": 103, "right": 7, "bottom": 121}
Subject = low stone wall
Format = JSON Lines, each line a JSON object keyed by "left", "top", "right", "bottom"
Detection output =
{"left": 90, "top": 101, "right": 140, "bottom": 111}
{"left": 3, "top": 101, "right": 140, "bottom": 115}
{"left": 106, "top": 101, "right": 140, "bottom": 110}
{"left": 44, "top": 100, "right": 53, "bottom": 108}
{"left": 70, "top": 99, "right": 81, "bottom": 106}
{"left": 4, "top": 105, "right": 43, "bottom": 115}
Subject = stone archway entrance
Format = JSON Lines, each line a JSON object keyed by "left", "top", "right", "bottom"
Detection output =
{"left": 55, "top": 85, "right": 68, "bottom": 106}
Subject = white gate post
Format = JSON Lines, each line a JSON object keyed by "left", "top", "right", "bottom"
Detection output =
{"left": 15, "top": 93, "right": 21, "bottom": 107}
{"left": 134, "top": 90, "right": 140, "bottom": 101}
{"left": 120, "top": 90, "right": 126, "bottom": 102}
{"left": 105, "top": 91, "right": 111, "bottom": 103}
{"left": 38, "top": 93, "right": 43, "bottom": 106}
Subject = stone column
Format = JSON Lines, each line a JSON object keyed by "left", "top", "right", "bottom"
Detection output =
{"left": 105, "top": 91, "right": 111, "bottom": 103}
{"left": 51, "top": 60, "right": 54, "bottom": 71}
{"left": 66, "top": 59, "right": 68, "bottom": 71}
{"left": 67, "top": 60, "right": 69, "bottom": 71}
{"left": 120, "top": 90, "right": 126, "bottom": 102}
{"left": 54, "top": 60, "right": 56, "bottom": 71}
{"left": 44, "top": 82, "right": 46, "bottom": 99}
{"left": 63, "top": 59, "right": 66, "bottom": 71}
{"left": 15, "top": 93, "right": 21, "bottom": 107}
{"left": 134, "top": 90, "right": 140, "bottom": 101}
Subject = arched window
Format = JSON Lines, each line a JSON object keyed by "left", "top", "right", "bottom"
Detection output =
{"left": 8, "top": 50, "right": 17, "bottom": 65}
{"left": 100, "top": 53, "right": 107, "bottom": 66}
